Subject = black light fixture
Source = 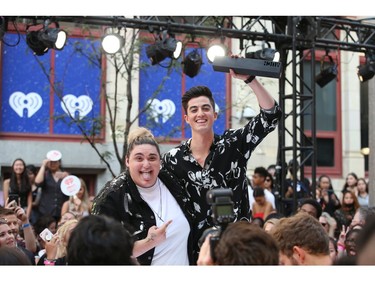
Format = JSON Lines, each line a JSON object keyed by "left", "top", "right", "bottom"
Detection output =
{"left": 246, "top": 48, "right": 280, "bottom": 62}
{"left": 26, "top": 20, "right": 67, "bottom": 56}
{"left": 101, "top": 32, "right": 124, "bottom": 55}
{"left": 315, "top": 50, "right": 338, "bottom": 88}
{"left": 182, "top": 49, "right": 203, "bottom": 78}
{"left": 357, "top": 52, "right": 375, "bottom": 82}
{"left": 146, "top": 30, "right": 182, "bottom": 65}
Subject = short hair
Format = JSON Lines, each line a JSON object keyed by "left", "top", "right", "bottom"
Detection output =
{"left": 300, "top": 198, "right": 323, "bottom": 219}
{"left": 253, "top": 186, "right": 265, "bottom": 198}
{"left": 126, "top": 127, "right": 160, "bottom": 158}
{"left": 214, "top": 221, "right": 279, "bottom": 265}
{"left": 181, "top": 85, "right": 215, "bottom": 114}
{"left": 254, "top": 166, "right": 268, "bottom": 178}
{"left": 270, "top": 212, "right": 329, "bottom": 258}
{"left": 357, "top": 206, "right": 375, "bottom": 223}
{"left": 67, "top": 215, "right": 136, "bottom": 265}
{"left": 0, "top": 247, "right": 32, "bottom": 265}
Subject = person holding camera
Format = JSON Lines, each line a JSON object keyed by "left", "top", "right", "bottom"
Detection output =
{"left": 162, "top": 63, "right": 282, "bottom": 260}
{"left": 2, "top": 158, "right": 33, "bottom": 219}
{"left": 91, "top": 127, "right": 194, "bottom": 265}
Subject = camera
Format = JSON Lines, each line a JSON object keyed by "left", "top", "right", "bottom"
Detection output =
{"left": 199, "top": 189, "right": 235, "bottom": 262}
{"left": 8, "top": 194, "right": 19, "bottom": 206}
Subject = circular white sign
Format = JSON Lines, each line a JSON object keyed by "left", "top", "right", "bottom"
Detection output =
{"left": 46, "top": 150, "right": 62, "bottom": 161}
{"left": 60, "top": 175, "right": 81, "bottom": 196}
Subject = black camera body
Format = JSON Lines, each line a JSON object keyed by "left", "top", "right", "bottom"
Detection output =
{"left": 199, "top": 189, "right": 235, "bottom": 262}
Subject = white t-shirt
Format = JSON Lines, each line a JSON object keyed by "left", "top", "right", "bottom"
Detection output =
{"left": 138, "top": 179, "right": 190, "bottom": 265}
{"left": 248, "top": 186, "right": 276, "bottom": 210}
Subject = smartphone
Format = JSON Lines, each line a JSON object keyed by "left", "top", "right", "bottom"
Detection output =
{"left": 8, "top": 194, "right": 19, "bottom": 205}
{"left": 39, "top": 228, "right": 53, "bottom": 242}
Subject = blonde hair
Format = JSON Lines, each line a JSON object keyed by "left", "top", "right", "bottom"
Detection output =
{"left": 126, "top": 127, "right": 160, "bottom": 157}
{"left": 55, "top": 219, "right": 78, "bottom": 259}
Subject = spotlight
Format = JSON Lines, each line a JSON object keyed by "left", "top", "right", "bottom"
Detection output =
{"left": 246, "top": 48, "right": 280, "bottom": 62}
{"left": 26, "top": 20, "right": 67, "bottom": 56}
{"left": 182, "top": 49, "right": 203, "bottom": 78}
{"left": 357, "top": 61, "right": 375, "bottom": 82}
{"left": 146, "top": 30, "right": 182, "bottom": 65}
{"left": 101, "top": 33, "right": 124, "bottom": 54}
{"left": 315, "top": 52, "right": 337, "bottom": 88}
{"left": 207, "top": 43, "right": 227, "bottom": 63}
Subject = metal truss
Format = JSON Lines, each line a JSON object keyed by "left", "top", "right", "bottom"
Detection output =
{"left": 5, "top": 15, "right": 375, "bottom": 214}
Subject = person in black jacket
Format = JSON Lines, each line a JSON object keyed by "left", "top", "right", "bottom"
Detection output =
{"left": 92, "top": 127, "right": 194, "bottom": 265}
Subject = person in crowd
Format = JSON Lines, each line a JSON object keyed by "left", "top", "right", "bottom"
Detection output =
{"left": 61, "top": 177, "right": 91, "bottom": 219}
{"left": 0, "top": 211, "right": 35, "bottom": 265}
{"left": 249, "top": 167, "right": 276, "bottom": 211}
{"left": 251, "top": 186, "right": 273, "bottom": 221}
{"left": 263, "top": 217, "right": 280, "bottom": 233}
{"left": 334, "top": 190, "right": 359, "bottom": 235}
{"left": 319, "top": 212, "right": 337, "bottom": 238}
{"left": 316, "top": 174, "right": 341, "bottom": 217}
{"left": 197, "top": 221, "right": 279, "bottom": 265}
{"left": 328, "top": 236, "right": 338, "bottom": 264}
{"left": 336, "top": 226, "right": 361, "bottom": 261}
{"left": 2, "top": 158, "right": 32, "bottom": 219}
{"left": 26, "top": 164, "right": 42, "bottom": 225}
{"left": 37, "top": 218, "right": 78, "bottom": 265}
{"left": 67, "top": 215, "right": 138, "bottom": 265}
{"left": 0, "top": 205, "right": 36, "bottom": 253}
{"left": 356, "top": 178, "right": 369, "bottom": 207}
{"left": 33, "top": 214, "right": 58, "bottom": 257}
{"left": 341, "top": 172, "right": 358, "bottom": 198}
{"left": 0, "top": 246, "right": 32, "bottom": 265}
{"left": 91, "top": 127, "right": 194, "bottom": 265}
{"left": 283, "top": 160, "right": 311, "bottom": 217}
{"left": 350, "top": 206, "right": 375, "bottom": 230}
{"left": 298, "top": 198, "right": 322, "bottom": 219}
{"left": 270, "top": 212, "right": 331, "bottom": 265}
{"left": 161, "top": 66, "right": 282, "bottom": 260}
{"left": 57, "top": 211, "right": 77, "bottom": 228}
{"left": 35, "top": 150, "right": 69, "bottom": 222}
{"left": 356, "top": 215, "right": 375, "bottom": 265}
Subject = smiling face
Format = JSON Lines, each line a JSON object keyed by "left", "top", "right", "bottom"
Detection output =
{"left": 126, "top": 144, "right": 160, "bottom": 188}
{"left": 184, "top": 96, "right": 217, "bottom": 134}
{"left": 12, "top": 159, "right": 25, "bottom": 176}
{"left": 0, "top": 223, "right": 16, "bottom": 248}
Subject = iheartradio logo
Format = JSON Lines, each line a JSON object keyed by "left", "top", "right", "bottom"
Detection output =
{"left": 9, "top": 91, "right": 43, "bottom": 118}
{"left": 147, "top": 98, "right": 176, "bottom": 123}
{"left": 61, "top": 94, "right": 93, "bottom": 120}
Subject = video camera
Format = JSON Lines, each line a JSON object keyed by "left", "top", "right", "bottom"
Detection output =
{"left": 199, "top": 188, "right": 235, "bottom": 262}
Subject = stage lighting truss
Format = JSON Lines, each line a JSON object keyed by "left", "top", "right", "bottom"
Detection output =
{"left": 315, "top": 51, "right": 338, "bottom": 88}
{"left": 26, "top": 19, "right": 67, "bottom": 56}
{"left": 182, "top": 49, "right": 203, "bottom": 78}
{"left": 146, "top": 30, "right": 182, "bottom": 66}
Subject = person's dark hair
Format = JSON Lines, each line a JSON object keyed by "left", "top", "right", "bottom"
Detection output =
{"left": 253, "top": 186, "right": 265, "bottom": 198}
{"left": 264, "top": 212, "right": 285, "bottom": 222}
{"left": 300, "top": 198, "right": 323, "bottom": 219}
{"left": 67, "top": 214, "right": 136, "bottom": 265}
{"left": 254, "top": 166, "right": 268, "bottom": 179}
{"left": 341, "top": 172, "right": 358, "bottom": 193}
{"left": 0, "top": 247, "right": 32, "bottom": 265}
{"left": 181, "top": 85, "right": 215, "bottom": 114}
{"left": 26, "top": 164, "right": 38, "bottom": 176}
{"left": 33, "top": 214, "right": 57, "bottom": 237}
{"left": 357, "top": 177, "right": 369, "bottom": 193}
{"left": 329, "top": 236, "right": 337, "bottom": 253}
{"left": 214, "top": 221, "right": 279, "bottom": 265}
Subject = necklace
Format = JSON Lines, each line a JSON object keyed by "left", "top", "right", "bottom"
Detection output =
{"left": 140, "top": 179, "right": 164, "bottom": 223}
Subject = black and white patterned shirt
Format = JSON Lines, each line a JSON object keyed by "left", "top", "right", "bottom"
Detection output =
{"left": 162, "top": 102, "right": 282, "bottom": 253}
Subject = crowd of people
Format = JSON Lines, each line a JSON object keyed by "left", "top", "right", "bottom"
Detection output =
{"left": 1, "top": 66, "right": 374, "bottom": 267}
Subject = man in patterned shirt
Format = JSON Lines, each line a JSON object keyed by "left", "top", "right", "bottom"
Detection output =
{"left": 162, "top": 68, "right": 282, "bottom": 262}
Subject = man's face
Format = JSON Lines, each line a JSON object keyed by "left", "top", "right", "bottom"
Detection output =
{"left": 184, "top": 96, "right": 217, "bottom": 134}
{"left": 1, "top": 214, "right": 19, "bottom": 236}
{"left": 252, "top": 173, "right": 265, "bottom": 187}
{"left": 299, "top": 204, "right": 317, "bottom": 218}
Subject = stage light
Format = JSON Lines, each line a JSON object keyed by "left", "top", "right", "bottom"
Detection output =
{"left": 246, "top": 48, "right": 280, "bottom": 62}
{"left": 315, "top": 51, "right": 337, "bottom": 88}
{"left": 26, "top": 20, "right": 67, "bottom": 56}
{"left": 182, "top": 49, "right": 203, "bottom": 78}
{"left": 102, "top": 33, "right": 124, "bottom": 54}
{"left": 146, "top": 30, "right": 182, "bottom": 65}
{"left": 207, "top": 43, "right": 227, "bottom": 63}
{"left": 357, "top": 61, "right": 375, "bottom": 82}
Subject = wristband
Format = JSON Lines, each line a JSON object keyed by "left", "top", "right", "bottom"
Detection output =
{"left": 44, "top": 259, "right": 56, "bottom": 265}
{"left": 22, "top": 223, "right": 30, "bottom": 229}
{"left": 244, "top": 75, "right": 256, "bottom": 84}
